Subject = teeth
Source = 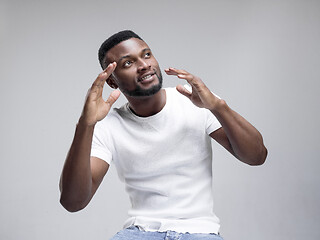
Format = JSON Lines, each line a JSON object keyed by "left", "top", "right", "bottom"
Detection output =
{"left": 141, "top": 74, "right": 152, "bottom": 80}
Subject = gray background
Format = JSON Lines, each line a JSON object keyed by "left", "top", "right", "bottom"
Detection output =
{"left": 1, "top": 0, "right": 319, "bottom": 239}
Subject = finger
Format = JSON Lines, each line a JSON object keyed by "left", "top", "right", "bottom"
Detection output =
{"left": 92, "top": 62, "right": 117, "bottom": 88}
{"left": 164, "top": 68, "right": 176, "bottom": 75}
{"left": 165, "top": 68, "right": 196, "bottom": 88}
{"left": 105, "top": 89, "right": 121, "bottom": 107}
{"left": 164, "top": 67, "right": 188, "bottom": 76}
{"left": 169, "top": 67, "right": 188, "bottom": 74}
{"left": 103, "top": 61, "right": 117, "bottom": 74}
{"left": 177, "top": 73, "right": 193, "bottom": 81}
{"left": 164, "top": 68, "right": 180, "bottom": 75}
{"left": 164, "top": 71, "right": 177, "bottom": 76}
{"left": 176, "top": 84, "right": 192, "bottom": 99}
{"left": 178, "top": 73, "right": 206, "bottom": 91}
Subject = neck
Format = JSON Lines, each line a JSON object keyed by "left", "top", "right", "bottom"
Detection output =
{"left": 126, "top": 89, "right": 166, "bottom": 117}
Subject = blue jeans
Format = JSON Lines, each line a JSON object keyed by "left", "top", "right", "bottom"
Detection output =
{"left": 110, "top": 226, "right": 224, "bottom": 240}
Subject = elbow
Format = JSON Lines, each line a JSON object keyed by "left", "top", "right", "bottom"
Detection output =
{"left": 59, "top": 194, "right": 87, "bottom": 213}
{"left": 248, "top": 146, "right": 268, "bottom": 166}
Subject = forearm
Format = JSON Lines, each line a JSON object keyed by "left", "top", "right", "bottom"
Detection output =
{"left": 59, "top": 120, "right": 95, "bottom": 211}
{"left": 211, "top": 99, "right": 267, "bottom": 165}
{"left": 165, "top": 67, "right": 267, "bottom": 165}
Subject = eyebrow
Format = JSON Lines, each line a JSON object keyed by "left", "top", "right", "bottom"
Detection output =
{"left": 118, "top": 54, "right": 130, "bottom": 62}
{"left": 142, "top": 48, "right": 151, "bottom": 53}
{"left": 118, "top": 48, "right": 151, "bottom": 62}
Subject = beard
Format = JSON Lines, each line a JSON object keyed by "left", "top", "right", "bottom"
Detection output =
{"left": 124, "top": 71, "right": 163, "bottom": 97}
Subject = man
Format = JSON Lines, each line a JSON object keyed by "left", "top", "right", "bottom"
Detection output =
{"left": 59, "top": 30, "right": 267, "bottom": 240}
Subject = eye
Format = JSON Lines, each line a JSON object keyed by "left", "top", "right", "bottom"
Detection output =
{"left": 123, "top": 60, "right": 132, "bottom": 67}
{"left": 144, "top": 52, "right": 151, "bottom": 58}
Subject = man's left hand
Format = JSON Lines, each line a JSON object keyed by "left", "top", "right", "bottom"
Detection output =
{"left": 165, "top": 67, "right": 220, "bottom": 111}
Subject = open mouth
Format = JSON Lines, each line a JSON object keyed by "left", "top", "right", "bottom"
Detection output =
{"left": 139, "top": 73, "right": 156, "bottom": 82}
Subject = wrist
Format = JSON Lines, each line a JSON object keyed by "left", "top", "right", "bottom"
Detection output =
{"left": 77, "top": 116, "right": 96, "bottom": 129}
{"left": 209, "top": 99, "right": 228, "bottom": 114}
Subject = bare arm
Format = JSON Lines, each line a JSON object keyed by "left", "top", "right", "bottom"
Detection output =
{"left": 59, "top": 62, "right": 120, "bottom": 212}
{"left": 209, "top": 111, "right": 267, "bottom": 165}
{"left": 165, "top": 68, "right": 267, "bottom": 166}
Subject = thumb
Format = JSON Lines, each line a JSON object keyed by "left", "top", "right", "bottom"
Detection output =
{"left": 105, "top": 89, "right": 121, "bottom": 107}
{"left": 176, "top": 84, "right": 192, "bottom": 99}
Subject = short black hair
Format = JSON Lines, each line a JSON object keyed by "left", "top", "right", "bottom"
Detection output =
{"left": 98, "top": 30, "right": 143, "bottom": 69}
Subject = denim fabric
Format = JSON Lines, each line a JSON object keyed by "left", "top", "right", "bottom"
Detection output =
{"left": 110, "top": 226, "right": 224, "bottom": 240}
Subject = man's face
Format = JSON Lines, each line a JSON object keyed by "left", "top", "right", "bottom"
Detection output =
{"left": 106, "top": 38, "right": 163, "bottom": 97}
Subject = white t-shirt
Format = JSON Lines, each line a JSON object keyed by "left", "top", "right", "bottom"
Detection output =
{"left": 91, "top": 87, "right": 222, "bottom": 234}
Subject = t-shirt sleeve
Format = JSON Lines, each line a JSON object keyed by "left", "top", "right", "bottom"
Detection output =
{"left": 205, "top": 109, "right": 222, "bottom": 135}
{"left": 91, "top": 122, "right": 113, "bottom": 165}
{"left": 183, "top": 84, "right": 222, "bottom": 134}
{"left": 205, "top": 92, "right": 222, "bottom": 135}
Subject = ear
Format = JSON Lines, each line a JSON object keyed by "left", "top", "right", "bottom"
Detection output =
{"left": 106, "top": 75, "right": 119, "bottom": 89}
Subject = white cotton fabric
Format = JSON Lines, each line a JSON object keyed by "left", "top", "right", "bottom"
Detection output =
{"left": 91, "top": 87, "right": 222, "bottom": 234}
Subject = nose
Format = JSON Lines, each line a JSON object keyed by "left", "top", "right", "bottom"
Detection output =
{"left": 137, "top": 58, "right": 151, "bottom": 73}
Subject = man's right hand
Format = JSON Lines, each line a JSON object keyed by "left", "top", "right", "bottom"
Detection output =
{"left": 79, "top": 62, "right": 121, "bottom": 126}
